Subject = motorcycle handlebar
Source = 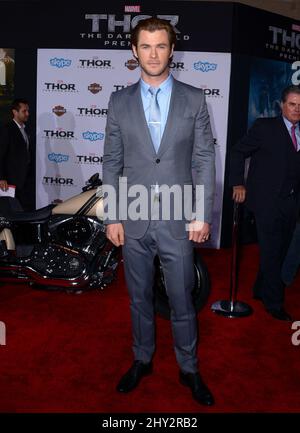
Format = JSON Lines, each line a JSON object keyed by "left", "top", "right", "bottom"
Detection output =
{"left": 82, "top": 173, "right": 103, "bottom": 192}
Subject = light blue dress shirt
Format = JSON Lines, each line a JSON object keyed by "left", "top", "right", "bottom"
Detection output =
{"left": 140, "top": 74, "right": 173, "bottom": 142}
{"left": 283, "top": 116, "right": 300, "bottom": 152}
{"left": 140, "top": 74, "right": 173, "bottom": 198}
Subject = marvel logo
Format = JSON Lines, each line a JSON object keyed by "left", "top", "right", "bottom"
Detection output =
{"left": 124, "top": 5, "right": 141, "bottom": 12}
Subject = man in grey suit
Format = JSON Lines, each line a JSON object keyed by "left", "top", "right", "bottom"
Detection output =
{"left": 102, "top": 17, "right": 215, "bottom": 406}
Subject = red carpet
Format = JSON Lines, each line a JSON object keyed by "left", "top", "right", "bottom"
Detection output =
{"left": 0, "top": 243, "right": 300, "bottom": 413}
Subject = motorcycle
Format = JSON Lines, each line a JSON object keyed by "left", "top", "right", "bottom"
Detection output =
{"left": 0, "top": 173, "right": 210, "bottom": 319}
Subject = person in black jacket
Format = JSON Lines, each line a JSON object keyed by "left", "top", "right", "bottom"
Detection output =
{"left": 0, "top": 98, "right": 35, "bottom": 210}
{"left": 229, "top": 85, "right": 300, "bottom": 321}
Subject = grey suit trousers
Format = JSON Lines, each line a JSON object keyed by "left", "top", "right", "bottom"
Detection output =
{"left": 122, "top": 219, "right": 198, "bottom": 373}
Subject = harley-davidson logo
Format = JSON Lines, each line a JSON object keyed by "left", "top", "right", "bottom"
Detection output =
{"left": 88, "top": 83, "right": 102, "bottom": 94}
{"left": 52, "top": 105, "right": 66, "bottom": 116}
{"left": 125, "top": 59, "right": 139, "bottom": 70}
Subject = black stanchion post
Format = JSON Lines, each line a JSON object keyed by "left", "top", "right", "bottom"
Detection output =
{"left": 211, "top": 202, "right": 253, "bottom": 318}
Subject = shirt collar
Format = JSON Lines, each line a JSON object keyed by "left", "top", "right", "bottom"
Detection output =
{"left": 282, "top": 115, "right": 299, "bottom": 131}
{"left": 13, "top": 119, "right": 24, "bottom": 129}
{"left": 140, "top": 73, "right": 173, "bottom": 98}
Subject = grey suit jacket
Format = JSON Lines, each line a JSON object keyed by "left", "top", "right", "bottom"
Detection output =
{"left": 102, "top": 78, "right": 215, "bottom": 239}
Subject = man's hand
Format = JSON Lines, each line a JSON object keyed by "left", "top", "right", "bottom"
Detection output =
{"left": 0, "top": 180, "right": 8, "bottom": 191}
{"left": 106, "top": 223, "right": 125, "bottom": 247}
{"left": 232, "top": 185, "right": 246, "bottom": 203}
{"left": 188, "top": 220, "right": 211, "bottom": 243}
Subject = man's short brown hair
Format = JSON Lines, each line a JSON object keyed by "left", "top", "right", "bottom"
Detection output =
{"left": 131, "top": 17, "right": 176, "bottom": 48}
{"left": 11, "top": 98, "right": 29, "bottom": 112}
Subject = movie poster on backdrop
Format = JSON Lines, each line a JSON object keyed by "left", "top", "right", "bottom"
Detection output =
{"left": 0, "top": 48, "right": 15, "bottom": 126}
{"left": 36, "top": 49, "right": 231, "bottom": 248}
{"left": 248, "top": 57, "right": 300, "bottom": 127}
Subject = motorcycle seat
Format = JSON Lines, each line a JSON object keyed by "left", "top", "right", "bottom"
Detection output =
{"left": 2, "top": 205, "right": 54, "bottom": 223}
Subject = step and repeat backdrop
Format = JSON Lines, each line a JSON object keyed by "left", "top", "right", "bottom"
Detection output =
{"left": 36, "top": 49, "right": 231, "bottom": 248}
{"left": 1, "top": 1, "right": 299, "bottom": 247}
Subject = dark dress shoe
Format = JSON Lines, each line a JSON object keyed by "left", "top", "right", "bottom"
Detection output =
{"left": 179, "top": 371, "right": 214, "bottom": 406}
{"left": 253, "top": 294, "right": 263, "bottom": 301}
{"left": 116, "top": 360, "right": 152, "bottom": 393}
{"left": 267, "top": 308, "right": 292, "bottom": 321}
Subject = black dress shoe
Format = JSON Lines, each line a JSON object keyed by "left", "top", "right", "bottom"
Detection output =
{"left": 253, "top": 294, "right": 263, "bottom": 301}
{"left": 116, "top": 361, "right": 152, "bottom": 393}
{"left": 179, "top": 371, "right": 214, "bottom": 406}
{"left": 267, "top": 308, "right": 292, "bottom": 321}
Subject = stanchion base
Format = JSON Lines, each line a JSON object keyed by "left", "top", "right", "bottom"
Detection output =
{"left": 211, "top": 300, "right": 253, "bottom": 318}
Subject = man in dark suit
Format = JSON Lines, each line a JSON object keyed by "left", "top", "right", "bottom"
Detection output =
{"left": 0, "top": 98, "right": 35, "bottom": 210}
{"left": 103, "top": 18, "right": 215, "bottom": 405}
{"left": 230, "top": 85, "right": 300, "bottom": 321}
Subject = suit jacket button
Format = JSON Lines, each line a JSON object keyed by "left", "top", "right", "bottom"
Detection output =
{"left": 156, "top": 158, "right": 160, "bottom": 164}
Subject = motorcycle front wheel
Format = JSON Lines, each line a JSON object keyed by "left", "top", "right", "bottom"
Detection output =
{"left": 153, "top": 250, "right": 210, "bottom": 320}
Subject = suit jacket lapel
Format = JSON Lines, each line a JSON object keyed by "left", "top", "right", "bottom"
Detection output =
{"left": 278, "top": 116, "right": 297, "bottom": 151}
{"left": 129, "top": 81, "right": 157, "bottom": 157}
{"left": 11, "top": 120, "right": 29, "bottom": 148}
{"left": 157, "top": 79, "right": 184, "bottom": 158}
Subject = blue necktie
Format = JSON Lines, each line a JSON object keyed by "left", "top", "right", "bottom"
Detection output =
{"left": 148, "top": 87, "right": 161, "bottom": 153}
